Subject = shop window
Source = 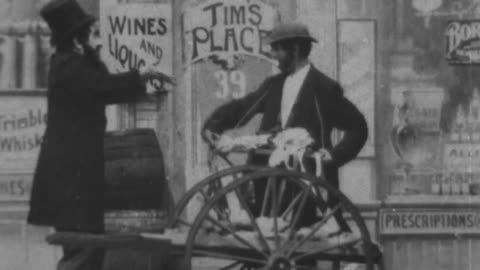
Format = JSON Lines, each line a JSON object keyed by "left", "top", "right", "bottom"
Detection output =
{"left": 0, "top": 21, "right": 50, "bottom": 202}
{"left": 383, "top": 0, "right": 480, "bottom": 199}
{"left": 0, "top": 21, "right": 51, "bottom": 91}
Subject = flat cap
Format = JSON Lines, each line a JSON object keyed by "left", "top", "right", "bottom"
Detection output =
{"left": 267, "top": 22, "right": 317, "bottom": 44}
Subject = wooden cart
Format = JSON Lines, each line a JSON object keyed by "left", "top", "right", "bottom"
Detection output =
{"left": 47, "top": 132, "right": 383, "bottom": 270}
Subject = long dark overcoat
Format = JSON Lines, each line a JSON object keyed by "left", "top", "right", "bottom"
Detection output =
{"left": 27, "top": 52, "right": 145, "bottom": 230}
{"left": 203, "top": 65, "right": 368, "bottom": 227}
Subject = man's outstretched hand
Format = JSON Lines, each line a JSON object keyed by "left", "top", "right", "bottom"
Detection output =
{"left": 139, "top": 64, "right": 176, "bottom": 94}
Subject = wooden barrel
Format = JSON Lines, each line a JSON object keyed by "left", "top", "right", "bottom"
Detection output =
{"left": 104, "top": 128, "right": 170, "bottom": 211}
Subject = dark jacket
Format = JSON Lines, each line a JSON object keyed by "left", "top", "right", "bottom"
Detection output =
{"left": 27, "top": 51, "right": 145, "bottom": 230}
{"left": 203, "top": 65, "right": 368, "bottom": 188}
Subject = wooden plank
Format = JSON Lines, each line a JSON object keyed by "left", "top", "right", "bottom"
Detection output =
{"left": 455, "top": 238, "right": 470, "bottom": 270}
{"left": 421, "top": 239, "right": 439, "bottom": 270}
{"left": 438, "top": 239, "right": 455, "bottom": 270}
{"left": 391, "top": 240, "right": 409, "bottom": 270}
{"left": 296, "top": 0, "right": 337, "bottom": 78}
{"left": 407, "top": 240, "right": 423, "bottom": 270}
{"left": 470, "top": 239, "right": 480, "bottom": 270}
{"left": 382, "top": 241, "right": 394, "bottom": 270}
{"left": 46, "top": 232, "right": 172, "bottom": 251}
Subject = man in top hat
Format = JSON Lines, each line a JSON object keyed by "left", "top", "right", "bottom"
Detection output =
{"left": 203, "top": 21, "right": 367, "bottom": 258}
{"left": 27, "top": 0, "right": 174, "bottom": 269}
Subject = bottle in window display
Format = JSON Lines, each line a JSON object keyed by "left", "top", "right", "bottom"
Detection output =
{"left": 458, "top": 108, "right": 471, "bottom": 142}
{"left": 451, "top": 172, "right": 461, "bottom": 195}
{"left": 472, "top": 123, "right": 480, "bottom": 142}
{"left": 450, "top": 108, "right": 463, "bottom": 142}
{"left": 431, "top": 173, "right": 441, "bottom": 195}
{"left": 441, "top": 173, "right": 451, "bottom": 195}
{"left": 461, "top": 172, "right": 471, "bottom": 195}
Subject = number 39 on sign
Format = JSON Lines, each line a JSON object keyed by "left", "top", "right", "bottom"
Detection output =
{"left": 214, "top": 70, "right": 247, "bottom": 100}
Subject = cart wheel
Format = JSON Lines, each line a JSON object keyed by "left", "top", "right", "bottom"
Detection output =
{"left": 169, "top": 165, "right": 267, "bottom": 228}
{"left": 184, "top": 168, "right": 376, "bottom": 270}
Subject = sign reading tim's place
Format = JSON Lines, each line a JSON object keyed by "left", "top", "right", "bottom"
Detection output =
{"left": 102, "top": 3, "right": 172, "bottom": 76}
{"left": 183, "top": 0, "right": 277, "bottom": 69}
{"left": 380, "top": 208, "right": 480, "bottom": 235}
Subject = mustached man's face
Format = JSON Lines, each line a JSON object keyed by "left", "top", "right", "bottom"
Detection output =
{"left": 76, "top": 22, "right": 101, "bottom": 52}
{"left": 87, "top": 22, "right": 101, "bottom": 52}
{"left": 271, "top": 43, "right": 295, "bottom": 75}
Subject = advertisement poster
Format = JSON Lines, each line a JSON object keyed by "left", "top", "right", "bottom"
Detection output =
{"left": 0, "top": 97, "right": 46, "bottom": 173}
{"left": 100, "top": 2, "right": 173, "bottom": 130}
{"left": 389, "top": 87, "right": 445, "bottom": 195}
{"left": 182, "top": 0, "right": 279, "bottom": 218}
{"left": 338, "top": 20, "right": 376, "bottom": 157}
{"left": 183, "top": 0, "right": 279, "bottom": 171}
{"left": 102, "top": 3, "right": 172, "bottom": 75}
{"left": 446, "top": 20, "right": 480, "bottom": 64}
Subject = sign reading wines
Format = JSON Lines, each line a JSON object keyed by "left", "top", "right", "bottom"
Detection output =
{"left": 102, "top": 3, "right": 172, "bottom": 77}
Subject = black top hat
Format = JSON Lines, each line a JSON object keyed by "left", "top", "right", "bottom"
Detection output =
{"left": 40, "top": 0, "right": 96, "bottom": 43}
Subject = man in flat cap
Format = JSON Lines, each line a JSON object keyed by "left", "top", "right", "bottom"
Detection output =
{"left": 27, "top": 1, "right": 174, "bottom": 270}
{"left": 203, "top": 22, "right": 368, "bottom": 266}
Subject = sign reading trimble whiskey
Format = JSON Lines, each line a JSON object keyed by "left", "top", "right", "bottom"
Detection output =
{"left": 0, "top": 97, "right": 46, "bottom": 173}
{"left": 380, "top": 208, "right": 480, "bottom": 235}
{"left": 446, "top": 20, "right": 480, "bottom": 64}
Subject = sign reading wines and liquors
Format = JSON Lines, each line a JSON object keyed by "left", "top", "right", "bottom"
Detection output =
{"left": 446, "top": 20, "right": 480, "bottom": 64}
{"left": 380, "top": 208, "right": 480, "bottom": 235}
{"left": 102, "top": 3, "right": 172, "bottom": 81}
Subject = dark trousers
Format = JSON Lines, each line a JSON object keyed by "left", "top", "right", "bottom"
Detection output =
{"left": 248, "top": 154, "right": 351, "bottom": 232}
{"left": 55, "top": 227, "right": 105, "bottom": 270}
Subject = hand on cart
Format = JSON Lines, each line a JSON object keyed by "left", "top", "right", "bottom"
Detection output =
{"left": 203, "top": 128, "right": 333, "bottom": 177}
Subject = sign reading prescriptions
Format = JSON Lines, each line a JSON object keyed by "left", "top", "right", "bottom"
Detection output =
{"left": 183, "top": 0, "right": 277, "bottom": 69}
{"left": 102, "top": 3, "right": 172, "bottom": 76}
{"left": 380, "top": 208, "right": 480, "bottom": 235}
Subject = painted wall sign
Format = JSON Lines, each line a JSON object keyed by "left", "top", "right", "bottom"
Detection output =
{"left": 182, "top": 0, "right": 279, "bottom": 220}
{"left": 338, "top": 20, "right": 376, "bottom": 157}
{"left": 101, "top": 3, "right": 172, "bottom": 76}
{"left": 0, "top": 21, "right": 51, "bottom": 89}
{"left": 0, "top": 97, "right": 46, "bottom": 173}
{"left": 183, "top": 0, "right": 277, "bottom": 69}
{"left": 390, "top": 88, "right": 444, "bottom": 166}
{"left": 380, "top": 208, "right": 480, "bottom": 235}
{"left": 0, "top": 173, "right": 32, "bottom": 201}
{"left": 446, "top": 20, "right": 480, "bottom": 64}
{"left": 100, "top": 2, "right": 173, "bottom": 130}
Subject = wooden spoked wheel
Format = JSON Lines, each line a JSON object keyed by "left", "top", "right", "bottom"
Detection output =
{"left": 183, "top": 169, "right": 375, "bottom": 270}
{"left": 169, "top": 165, "right": 266, "bottom": 228}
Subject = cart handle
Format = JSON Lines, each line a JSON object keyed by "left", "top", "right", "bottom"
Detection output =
{"left": 201, "top": 129, "right": 330, "bottom": 177}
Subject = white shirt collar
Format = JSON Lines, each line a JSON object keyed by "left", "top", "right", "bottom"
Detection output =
{"left": 281, "top": 64, "right": 311, "bottom": 127}
{"left": 287, "top": 63, "right": 311, "bottom": 81}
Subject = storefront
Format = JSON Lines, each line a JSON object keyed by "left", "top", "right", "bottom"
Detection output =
{"left": 375, "top": 1, "right": 480, "bottom": 269}
{"left": 1, "top": 0, "right": 480, "bottom": 269}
